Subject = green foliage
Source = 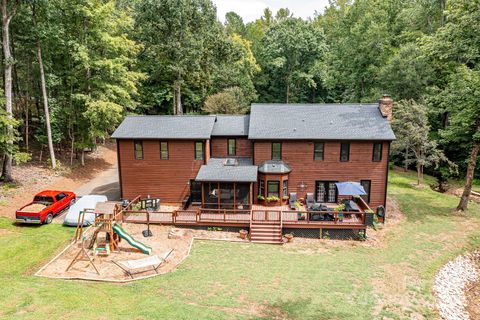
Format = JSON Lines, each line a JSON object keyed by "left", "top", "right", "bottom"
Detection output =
{"left": 13, "top": 152, "right": 32, "bottom": 165}
{"left": 0, "top": 108, "right": 19, "bottom": 157}
{"left": 256, "top": 18, "right": 327, "bottom": 103}
{"left": 266, "top": 195, "right": 280, "bottom": 203}
{"left": 202, "top": 87, "right": 249, "bottom": 114}
{"left": 392, "top": 100, "right": 456, "bottom": 183}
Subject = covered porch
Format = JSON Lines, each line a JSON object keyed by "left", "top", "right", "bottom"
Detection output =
{"left": 194, "top": 157, "right": 258, "bottom": 210}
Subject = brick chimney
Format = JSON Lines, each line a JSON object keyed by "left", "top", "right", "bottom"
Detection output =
{"left": 379, "top": 94, "right": 393, "bottom": 121}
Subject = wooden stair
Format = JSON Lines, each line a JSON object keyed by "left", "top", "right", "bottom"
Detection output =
{"left": 249, "top": 221, "right": 283, "bottom": 244}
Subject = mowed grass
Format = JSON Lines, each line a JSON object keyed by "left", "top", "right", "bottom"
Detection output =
{"left": 1, "top": 171, "right": 480, "bottom": 319}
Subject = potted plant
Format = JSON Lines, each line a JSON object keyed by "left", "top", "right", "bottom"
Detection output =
{"left": 282, "top": 195, "right": 289, "bottom": 204}
{"left": 334, "top": 203, "right": 346, "bottom": 222}
{"left": 257, "top": 195, "right": 265, "bottom": 205}
{"left": 284, "top": 233, "right": 294, "bottom": 242}
{"left": 266, "top": 196, "right": 280, "bottom": 206}
{"left": 239, "top": 229, "right": 248, "bottom": 239}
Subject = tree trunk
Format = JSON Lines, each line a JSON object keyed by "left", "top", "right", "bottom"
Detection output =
{"left": 457, "top": 140, "right": 479, "bottom": 211}
{"left": 174, "top": 82, "right": 183, "bottom": 115}
{"left": 416, "top": 163, "right": 423, "bottom": 185}
{"left": 286, "top": 83, "right": 290, "bottom": 104}
{"left": 33, "top": 5, "right": 56, "bottom": 170}
{"left": 69, "top": 127, "right": 74, "bottom": 166}
{"left": 0, "top": 0, "right": 18, "bottom": 182}
{"left": 81, "top": 149, "right": 85, "bottom": 166}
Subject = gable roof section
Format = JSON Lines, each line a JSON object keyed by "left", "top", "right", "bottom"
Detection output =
{"left": 248, "top": 104, "right": 396, "bottom": 140}
{"left": 111, "top": 115, "right": 216, "bottom": 139}
{"left": 211, "top": 115, "right": 249, "bottom": 136}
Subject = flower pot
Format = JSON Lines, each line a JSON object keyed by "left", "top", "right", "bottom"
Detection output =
{"left": 239, "top": 230, "right": 248, "bottom": 239}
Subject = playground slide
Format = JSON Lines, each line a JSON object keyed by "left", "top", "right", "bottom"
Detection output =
{"left": 112, "top": 223, "right": 152, "bottom": 255}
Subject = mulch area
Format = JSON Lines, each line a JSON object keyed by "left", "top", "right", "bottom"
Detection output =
{"left": 36, "top": 223, "right": 248, "bottom": 282}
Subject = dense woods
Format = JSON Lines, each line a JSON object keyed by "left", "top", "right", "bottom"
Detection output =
{"left": 0, "top": 0, "right": 479, "bottom": 210}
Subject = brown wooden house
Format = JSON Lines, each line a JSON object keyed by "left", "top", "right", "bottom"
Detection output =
{"left": 112, "top": 96, "right": 396, "bottom": 242}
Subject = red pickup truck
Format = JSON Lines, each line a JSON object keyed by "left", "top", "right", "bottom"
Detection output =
{"left": 15, "top": 190, "right": 76, "bottom": 224}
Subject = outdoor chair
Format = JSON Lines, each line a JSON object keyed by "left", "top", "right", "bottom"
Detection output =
{"left": 306, "top": 193, "right": 316, "bottom": 210}
{"left": 289, "top": 193, "right": 298, "bottom": 210}
{"left": 112, "top": 249, "right": 174, "bottom": 279}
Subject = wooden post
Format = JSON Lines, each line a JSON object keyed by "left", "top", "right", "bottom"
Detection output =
{"left": 217, "top": 182, "right": 221, "bottom": 209}
{"left": 250, "top": 182, "right": 253, "bottom": 208}
{"left": 201, "top": 182, "right": 205, "bottom": 208}
{"left": 233, "top": 183, "right": 236, "bottom": 211}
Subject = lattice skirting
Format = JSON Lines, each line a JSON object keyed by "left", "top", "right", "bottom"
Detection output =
{"left": 283, "top": 228, "right": 366, "bottom": 240}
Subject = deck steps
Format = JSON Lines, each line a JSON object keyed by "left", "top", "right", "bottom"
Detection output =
{"left": 250, "top": 221, "right": 283, "bottom": 244}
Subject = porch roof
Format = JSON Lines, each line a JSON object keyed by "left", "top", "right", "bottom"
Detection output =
{"left": 195, "top": 158, "right": 258, "bottom": 182}
{"left": 258, "top": 160, "right": 292, "bottom": 174}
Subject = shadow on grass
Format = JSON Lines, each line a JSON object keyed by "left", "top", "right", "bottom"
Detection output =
{"left": 389, "top": 172, "right": 479, "bottom": 223}
{"left": 261, "top": 298, "right": 357, "bottom": 320}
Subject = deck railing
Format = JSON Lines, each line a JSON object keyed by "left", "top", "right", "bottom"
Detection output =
{"left": 282, "top": 210, "right": 365, "bottom": 225}
{"left": 251, "top": 210, "right": 281, "bottom": 222}
{"left": 123, "top": 207, "right": 366, "bottom": 226}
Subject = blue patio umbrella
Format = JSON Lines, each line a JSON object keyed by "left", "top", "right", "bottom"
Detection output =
{"left": 335, "top": 182, "right": 367, "bottom": 196}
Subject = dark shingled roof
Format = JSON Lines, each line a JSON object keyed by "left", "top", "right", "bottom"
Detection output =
{"left": 211, "top": 115, "right": 250, "bottom": 136}
{"left": 111, "top": 115, "right": 216, "bottom": 139}
{"left": 258, "top": 160, "right": 292, "bottom": 174}
{"left": 248, "top": 104, "right": 396, "bottom": 140}
{"left": 195, "top": 158, "right": 258, "bottom": 182}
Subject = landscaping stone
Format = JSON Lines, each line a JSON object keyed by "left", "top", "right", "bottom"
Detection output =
{"left": 434, "top": 251, "right": 480, "bottom": 320}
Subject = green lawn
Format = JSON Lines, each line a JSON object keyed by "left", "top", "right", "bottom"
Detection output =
{"left": 1, "top": 171, "right": 480, "bottom": 319}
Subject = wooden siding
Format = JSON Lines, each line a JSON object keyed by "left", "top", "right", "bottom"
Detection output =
{"left": 253, "top": 141, "right": 390, "bottom": 209}
{"left": 118, "top": 139, "right": 204, "bottom": 202}
{"left": 211, "top": 137, "right": 253, "bottom": 158}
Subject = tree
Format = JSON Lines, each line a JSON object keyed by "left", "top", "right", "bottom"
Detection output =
{"left": 256, "top": 18, "right": 327, "bottom": 103}
{"left": 211, "top": 34, "right": 260, "bottom": 104}
{"left": 225, "top": 11, "right": 245, "bottom": 36}
{"left": 436, "top": 67, "right": 480, "bottom": 211}
{"left": 391, "top": 100, "right": 454, "bottom": 185}
{"left": 424, "top": 0, "right": 480, "bottom": 210}
{"left": 135, "top": 0, "right": 223, "bottom": 114}
{"left": 32, "top": 3, "right": 56, "bottom": 170}
{"left": 379, "top": 43, "right": 434, "bottom": 101}
{"left": 1, "top": 0, "right": 19, "bottom": 182}
{"left": 202, "top": 87, "right": 248, "bottom": 114}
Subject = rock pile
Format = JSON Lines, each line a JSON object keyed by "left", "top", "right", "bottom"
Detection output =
{"left": 434, "top": 251, "right": 480, "bottom": 320}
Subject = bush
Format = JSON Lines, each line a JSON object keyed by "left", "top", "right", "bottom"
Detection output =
{"left": 13, "top": 152, "right": 32, "bottom": 165}
{"left": 202, "top": 87, "right": 249, "bottom": 114}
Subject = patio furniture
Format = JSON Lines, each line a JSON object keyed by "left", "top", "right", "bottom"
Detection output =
{"left": 112, "top": 249, "right": 174, "bottom": 279}
{"left": 306, "top": 193, "right": 316, "bottom": 210}
{"left": 342, "top": 199, "right": 360, "bottom": 212}
{"left": 289, "top": 193, "right": 298, "bottom": 210}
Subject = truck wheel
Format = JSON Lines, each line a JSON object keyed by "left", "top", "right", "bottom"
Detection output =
{"left": 44, "top": 213, "right": 53, "bottom": 224}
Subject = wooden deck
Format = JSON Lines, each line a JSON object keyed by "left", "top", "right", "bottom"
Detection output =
{"left": 121, "top": 200, "right": 369, "bottom": 230}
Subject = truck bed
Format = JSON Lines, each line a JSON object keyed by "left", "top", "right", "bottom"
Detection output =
{"left": 18, "top": 203, "right": 48, "bottom": 213}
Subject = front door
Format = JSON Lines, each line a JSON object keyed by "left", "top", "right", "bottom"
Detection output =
{"left": 315, "top": 181, "right": 337, "bottom": 203}
{"left": 190, "top": 180, "right": 202, "bottom": 203}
